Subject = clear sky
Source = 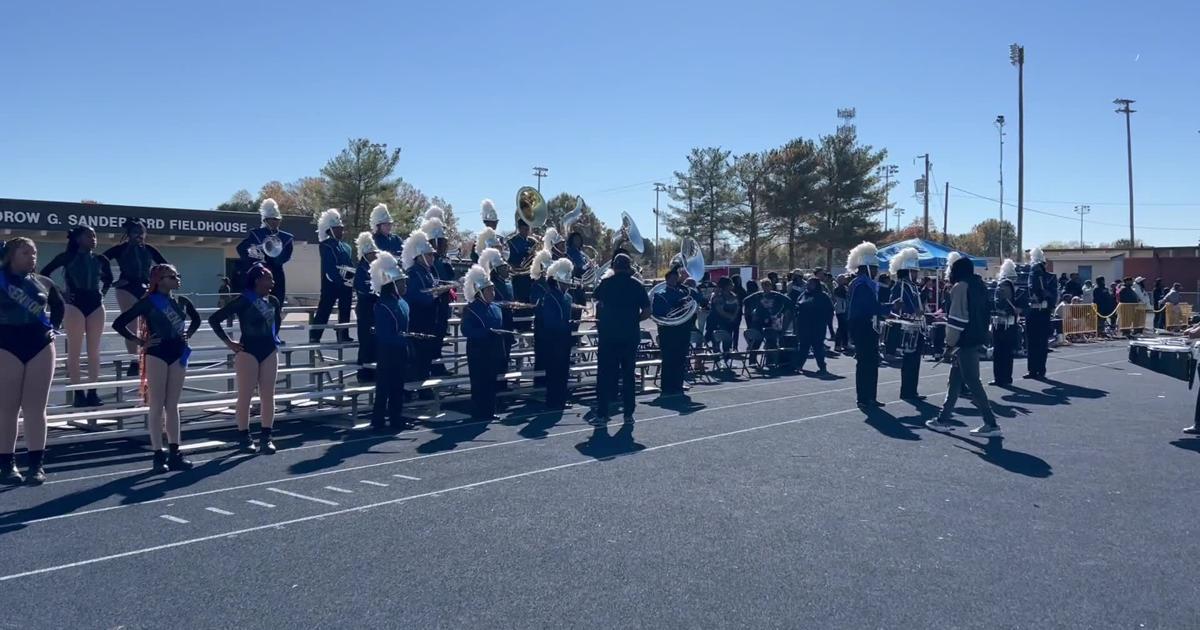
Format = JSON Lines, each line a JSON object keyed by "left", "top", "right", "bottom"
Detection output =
{"left": 3, "top": 0, "right": 1198, "bottom": 249}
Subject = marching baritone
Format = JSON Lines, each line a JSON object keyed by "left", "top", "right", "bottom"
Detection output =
{"left": 1025, "top": 247, "right": 1057, "bottom": 380}
{"left": 652, "top": 263, "right": 696, "bottom": 396}
{"left": 104, "top": 218, "right": 168, "bottom": 376}
{"left": 990, "top": 259, "right": 1022, "bottom": 387}
{"left": 354, "top": 232, "right": 380, "bottom": 381}
{"left": 462, "top": 264, "right": 506, "bottom": 421}
{"left": 401, "top": 229, "right": 443, "bottom": 385}
{"left": 370, "top": 203, "right": 404, "bottom": 256}
{"left": 310, "top": 209, "right": 354, "bottom": 344}
{"left": 846, "top": 241, "right": 890, "bottom": 409}
{"left": 889, "top": 247, "right": 926, "bottom": 400}
{"left": 538, "top": 258, "right": 577, "bottom": 409}
{"left": 421, "top": 213, "right": 455, "bottom": 375}
{"left": 236, "top": 198, "right": 294, "bottom": 303}
{"left": 370, "top": 251, "right": 413, "bottom": 431}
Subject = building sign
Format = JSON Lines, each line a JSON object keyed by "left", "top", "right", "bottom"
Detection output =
{"left": 0, "top": 198, "right": 315, "bottom": 240}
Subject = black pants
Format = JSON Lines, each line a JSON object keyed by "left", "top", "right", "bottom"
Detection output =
{"left": 1026, "top": 309, "right": 1051, "bottom": 376}
{"left": 850, "top": 319, "right": 880, "bottom": 404}
{"left": 356, "top": 292, "right": 376, "bottom": 373}
{"left": 311, "top": 281, "right": 352, "bottom": 342}
{"left": 467, "top": 338, "right": 501, "bottom": 420}
{"left": 373, "top": 347, "right": 406, "bottom": 426}
{"left": 795, "top": 334, "right": 826, "bottom": 371}
{"left": 834, "top": 313, "right": 849, "bottom": 349}
{"left": 541, "top": 329, "right": 572, "bottom": 408}
{"left": 597, "top": 339, "right": 638, "bottom": 417}
{"left": 899, "top": 336, "right": 925, "bottom": 398}
{"left": 992, "top": 324, "right": 1017, "bottom": 385}
{"left": 658, "top": 325, "right": 690, "bottom": 394}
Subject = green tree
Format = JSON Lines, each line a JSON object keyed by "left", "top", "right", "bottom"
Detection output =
{"left": 378, "top": 180, "right": 427, "bottom": 237}
{"left": 284, "top": 177, "right": 328, "bottom": 218}
{"left": 666, "top": 147, "right": 739, "bottom": 260}
{"left": 732, "top": 152, "right": 770, "bottom": 270}
{"left": 216, "top": 189, "right": 256, "bottom": 213}
{"left": 809, "top": 128, "right": 887, "bottom": 270}
{"left": 320, "top": 138, "right": 402, "bottom": 234}
{"left": 956, "top": 219, "right": 1017, "bottom": 258}
{"left": 545, "top": 192, "right": 614, "bottom": 259}
{"left": 762, "top": 138, "right": 820, "bottom": 270}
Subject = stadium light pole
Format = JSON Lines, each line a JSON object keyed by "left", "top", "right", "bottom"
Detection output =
{"left": 532, "top": 166, "right": 549, "bottom": 192}
{"left": 1010, "top": 43, "right": 1025, "bottom": 256}
{"left": 653, "top": 182, "right": 668, "bottom": 276}
{"left": 1114, "top": 98, "right": 1136, "bottom": 245}
{"left": 994, "top": 114, "right": 1006, "bottom": 257}
{"left": 876, "top": 164, "right": 898, "bottom": 231}
{"left": 1074, "top": 204, "right": 1091, "bottom": 252}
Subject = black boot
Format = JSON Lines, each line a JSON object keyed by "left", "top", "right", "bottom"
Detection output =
{"left": 151, "top": 449, "right": 168, "bottom": 473}
{"left": 26, "top": 450, "right": 46, "bottom": 484}
{"left": 73, "top": 391, "right": 87, "bottom": 408}
{"left": 167, "top": 444, "right": 194, "bottom": 471}
{"left": 258, "top": 428, "right": 277, "bottom": 455}
{"left": 86, "top": 389, "right": 103, "bottom": 407}
{"left": 238, "top": 429, "right": 259, "bottom": 454}
{"left": 0, "top": 454, "right": 23, "bottom": 485}
{"left": 127, "top": 361, "right": 139, "bottom": 378}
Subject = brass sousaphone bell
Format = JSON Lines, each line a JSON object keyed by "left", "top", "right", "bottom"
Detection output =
{"left": 509, "top": 186, "right": 548, "bottom": 274}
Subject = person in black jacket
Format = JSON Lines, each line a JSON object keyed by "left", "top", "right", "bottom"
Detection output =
{"left": 1024, "top": 247, "right": 1057, "bottom": 379}
{"left": 925, "top": 256, "right": 1001, "bottom": 437}
{"left": 792, "top": 276, "right": 833, "bottom": 374}
{"left": 1092, "top": 276, "right": 1115, "bottom": 337}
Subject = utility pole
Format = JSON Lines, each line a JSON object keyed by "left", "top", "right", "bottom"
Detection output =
{"left": 943, "top": 181, "right": 949, "bottom": 237}
{"left": 1010, "top": 44, "right": 1025, "bottom": 255}
{"left": 916, "top": 154, "right": 931, "bottom": 239}
{"left": 1114, "top": 98, "right": 1136, "bottom": 245}
{"left": 1074, "top": 204, "right": 1091, "bottom": 252}
{"left": 877, "top": 164, "right": 898, "bottom": 231}
{"left": 995, "top": 114, "right": 1006, "bottom": 257}
{"left": 653, "top": 182, "right": 668, "bottom": 277}
{"left": 893, "top": 207, "right": 906, "bottom": 231}
{"left": 532, "top": 166, "right": 549, "bottom": 192}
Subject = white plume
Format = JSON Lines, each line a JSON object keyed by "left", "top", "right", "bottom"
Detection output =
{"left": 464, "top": 264, "right": 491, "bottom": 303}
{"left": 370, "top": 203, "right": 393, "bottom": 227}
{"left": 945, "top": 251, "right": 963, "bottom": 280}
{"left": 1029, "top": 246, "right": 1046, "bottom": 264}
{"left": 480, "top": 199, "right": 498, "bottom": 222}
{"left": 845, "top": 241, "right": 879, "bottom": 272}
{"left": 475, "top": 227, "right": 497, "bottom": 253}
{"left": 478, "top": 247, "right": 504, "bottom": 274}
{"left": 420, "top": 217, "right": 446, "bottom": 241}
{"left": 424, "top": 206, "right": 445, "bottom": 221}
{"left": 547, "top": 257, "right": 574, "bottom": 284}
{"left": 369, "top": 251, "right": 404, "bottom": 295}
{"left": 316, "top": 208, "right": 343, "bottom": 240}
{"left": 401, "top": 230, "right": 433, "bottom": 269}
{"left": 355, "top": 231, "right": 377, "bottom": 259}
{"left": 530, "top": 249, "right": 553, "bottom": 280}
{"left": 998, "top": 258, "right": 1017, "bottom": 280}
{"left": 542, "top": 227, "right": 563, "bottom": 250}
{"left": 889, "top": 247, "right": 920, "bottom": 272}
{"left": 258, "top": 198, "right": 281, "bottom": 221}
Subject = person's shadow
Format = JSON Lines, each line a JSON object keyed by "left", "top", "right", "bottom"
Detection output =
{"left": 1170, "top": 438, "right": 1200, "bottom": 455}
{"left": 416, "top": 419, "right": 494, "bottom": 454}
{"left": 862, "top": 406, "right": 921, "bottom": 441}
{"left": 646, "top": 393, "right": 706, "bottom": 415}
{"left": 574, "top": 422, "right": 645, "bottom": 460}
{"left": 288, "top": 430, "right": 412, "bottom": 475}
{"left": 519, "top": 410, "right": 566, "bottom": 439}
{"left": 945, "top": 433, "right": 1053, "bottom": 478}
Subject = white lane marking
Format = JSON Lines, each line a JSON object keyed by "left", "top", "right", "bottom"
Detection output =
{"left": 324, "top": 486, "right": 354, "bottom": 494}
{"left": 159, "top": 515, "right": 188, "bottom": 524}
{"left": 204, "top": 507, "right": 234, "bottom": 516}
{"left": 392, "top": 474, "right": 421, "bottom": 481}
{"left": 17, "top": 355, "right": 1129, "bottom": 527}
{"left": 246, "top": 500, "right": 275, "bottom": 508}
{"left": 265, "top": 487, "right": 339, "bottom": 507}
{"left": 359, "top": 480, "right": 389, "bottom": 487}
{"left": 41, "top": 346, "right": 1125, "bottom": 486}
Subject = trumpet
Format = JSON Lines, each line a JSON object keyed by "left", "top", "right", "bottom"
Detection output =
{"left": 397, "top": 331, "right": 438, "bottom": 340}
{"left": 497, "top": 301, "right": 537, "bottom": 310}
{"left": 424, "top": 279, "right": 460, "bottom": 295}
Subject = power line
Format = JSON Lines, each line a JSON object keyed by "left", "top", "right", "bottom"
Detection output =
{"left": 948, "top": 185, "right": 1200, "bottom": 232}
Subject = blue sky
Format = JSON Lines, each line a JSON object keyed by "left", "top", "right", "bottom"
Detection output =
{"left": 3, "top": 0, "right": 1198, "bottom": 248}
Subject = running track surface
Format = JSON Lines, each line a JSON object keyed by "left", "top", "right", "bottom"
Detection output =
{"left": 0, "top": 343, "right": 1196, "bottom": 629}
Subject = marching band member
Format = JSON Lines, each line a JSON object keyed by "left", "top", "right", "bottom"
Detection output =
{"left": 538, "top": 258, "right": 577, "bottom": 409}
{"left": 592, "top": 254, "right": 651, "bottom": 422}
{"left": 473, "top": 226, "right": 502, "bottom": 264}
{"left": 401, "top": 229, "right": 442, "bottom": 386}
{"left": 370, "top": 203, "right": 404, "bottom": 256}
{"left": 236, "top": 198, "right": 294, "bottom": 302}
{"left": 481, "top": 198, "right": 500, "bottom": 231}
{"left": 653, "top": 263, "right": 695, "bottom": 396}
{"left": 370, "top": 251, "right": 413, "bottom": 431}
{"left": 565, "top": 231, "right": 589, "bottom": 335}
{"left": 111, "top": 264, "right": 200, "bottom": 472}
{"left": 1025, "top": 247, "right": 1057, "bottom": 379}
{"left": 528, "top": 248, "right": 554, "bottom": 306}
{"left": 508, "top": 219, "right": 536, "bottom": 302}
{"left": 354, "top": 232, "right": 379, "bottom": 382}
{"left": 846, "top": 241, "right": 889, "bottom": 409}
{"left": 209, "top": 263, "right": 283, "bottom": 454}
{"left": 421, "top": 215, "right": 454, "bottom": 375}
{"left": 40, "top": 226, "right": 112, "bottom": 407}
{"left": 104, "top": 218, "right": 168, "bottom": 376}
{"left": 990, "top": 259, "right": 1021, "bottom": 387}
{"left": 792, "top": 275, "right": 833, "bottom": 374}
{"left": 0, "top": 238, "right": 65, "bottom": 484}
{"left": 925, "top": 255, "right": 1001, "bottom": 437}
{"left": 543, "top": 227, "right": 566, "bottom": 259}
{"left": 889, "top": 247, "right": 926, "bottom": 400}
{"left": 461, "top": 264, "right": 505, "bottom": 421}
{"left": 480, "top": 248, "right": 517, "bottom": 382}
{"left": 310, "top": 209, "right": 354, "bottom": 344}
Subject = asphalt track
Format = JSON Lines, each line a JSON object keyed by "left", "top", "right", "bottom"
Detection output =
{"left": 0, "top": 342, "right": 1196, "bottom": 629}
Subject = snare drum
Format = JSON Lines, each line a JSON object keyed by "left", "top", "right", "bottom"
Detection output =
{"left": 991, "top": 315, "right": 1016, "bottom": 328}
{"left": 1129, "top": 338, "right": 1198, "bottom": 383}
{"left": 897, "top": 319, "right": 924, "bottom": 354}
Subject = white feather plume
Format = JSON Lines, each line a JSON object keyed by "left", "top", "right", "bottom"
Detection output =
{"left": 998, "top": 258, "right": 1017, "bottom": 280}
{"left": 542, "top": 227, "right": 563, "bottom": 250}
{"left": 424, "top": 206, "right": 445, "bottom": 221}
{"left": 370, "top": 203, "right": 393, "bottom": 227}
{"left": 1029, "top": 246, "right": 1046, "bottom": 264}
{"left": 475, "top": 227, "right": 497, "bottom": 253}
{"left": 478, "top": 247, "right": 504, "bottom": 274}
{"left": 601, "top": 268, "right": 615, "bottom": 280}
{"left": 463, "top": 264, "right": 491, "bottom": 303}
{"left": 420, "top": 217, "right": 446, "bottom": 241}
{"left": 355, "top": 232, "right": 377, "bottom": 259}
{"left": 369, "top": 251, "right": 404, "bottom": 295}
{"left": 547, "top": 258, "right": 574, "bottom": 284}
{"left": 945, "top": 251, "right": 963, "bottom": 280}
{"left": 530, "top": 249, "right": 553, "bottom": 280}
{"left": 845, "top": 241, "right": 879, "bottom": 272}
{"left": 401, "top": 230, "right": 433, "bottom": 269}
{"left": 480, "top": 199, "right": 498, "bottom": 222}
{"left": 259, "top": 198, "right": 281, "bottom": 221}
{"left": 316, "top": 209, "right": 343, "bottom": 240}
{"left": 889, "top": 247, "right": 920, "bottom": 272}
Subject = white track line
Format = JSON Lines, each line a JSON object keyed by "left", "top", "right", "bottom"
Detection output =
{"left": 204, "top": 507, "right": 234, "bottom": 516}
{"left": 359, "top": 480, "right": 389, "bottom": 487}
{"left": 159, "top": 515, "right": 188, "bottom": 525}
{"left": 42, "top": 346, "right": 1123, "bottom": 486}
{"left": 245, "top": 500, "right": 275, "bottom": 508}
{"left": 14, "top": 352, "right": 1127, "bottom": 528}
{"left": 392, "top": 474, "right": 421, "bottom": 481}
{"left": 265, "top": 487, "right": 339, "bottom": 507}
{"left": 323, "top": 486, "right": 354, "bottom": 494}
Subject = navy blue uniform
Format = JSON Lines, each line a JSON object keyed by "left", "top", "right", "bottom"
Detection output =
{"left": 653, "top": 283, "right": 694, "bottom": 395}
{"left": 462, "top": 298, "right": 505, "bottom": 420}
{"left": 429, "top": 255, "right": 455, "bottom": 376}
{"left": 311, "top": 238, "right": 354, "bottom": 343}
{"left": 354, "top": 256, "right": 376, "bottom": 379}
{"left": 372, "top": 231, "right": 404, "bottom": 257}
{"left": 992, "top": 279, "right": 1020, "bottom": 385}
{"left": 235, "top": 227, "right": 294, "bottom": 302}
{"left": 536, "top": 283, "right": 575, "bottom": 408}
{"left": 373, "top": 294, "right": 410, "bottom": 428}
{"left": 508, "top": 235, "right": 535, "bottom": 303}
{"left": 405, "top": 263, "right": 439, "bottom": 383}
{"left": 890, "top": 279, "right": 925, "bottom": 397}
{"left": 848, "top": 273, "right": 891, "bottom": 405}
{"left": 1026, "top": 262, "right": 1057, "bottom": 377}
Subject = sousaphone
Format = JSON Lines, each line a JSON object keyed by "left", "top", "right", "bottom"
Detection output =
{"left": 647, "top": 237, "right": 705, "bottom": 326}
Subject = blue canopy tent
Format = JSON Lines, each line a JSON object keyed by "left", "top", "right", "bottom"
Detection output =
{"left": 875, "top": 238, "right": 988, "bottom": 272}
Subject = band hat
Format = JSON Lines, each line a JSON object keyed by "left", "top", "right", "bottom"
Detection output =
{"left": 424, "top": 206, "right": 445, "bottom": 221}
{"left": 464, "top": 264, "right": 493, "bottom": 302}
{"left": 317, "top": 209, "right": 343, "bottom": 240}
{"left": 889, "top": 247, "right": 920, "bottom": 272}
{"left": 355, "top": 231, "right": 378, "bottom": 259}
{"left": 845, "top": 241, "right": 879, "bottom": 271}
{"left": 480, "top": 199, "right": 499, "bottom": 223}
{"left": 945, "top": 251, "right": 963, "bottom": 280}
{"left": 369, "top": 251, "right": 407, "bottom": 294}
{"left": 420, "top": 217, "right": 446, "bottom": 241}
{"left": 998, "top": 258, "right": 1017, "bottom": 280}
{"left": 547, "top": 258, "right": 574, "bottom": 284}
{"left": 401, "top": 230, "right": 434, "bottom": 268}
{"left": 1029, "top": 246, "right": 1046, "bottom": 264}
{"left": 478, "top": 247, "right": 507, "bottom": 274}
{"left": 370, "top": 203, "right": 394, "bottom": 227}
{"left": 530, "top": 249, "right": 553, "bottom": 280}
{"left": 259, "top": 198, "right": 282, "bottom": 222}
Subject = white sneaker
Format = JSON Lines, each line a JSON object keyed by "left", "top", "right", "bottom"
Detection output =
{"left": 925, "top": 419, "right": 954, "bottom": 433}
{"left": 1182, "top": 425, "right": 1200, "bottom": 435}
{"left": 970, "top": 425, "right": 1003, "bottom": 438}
